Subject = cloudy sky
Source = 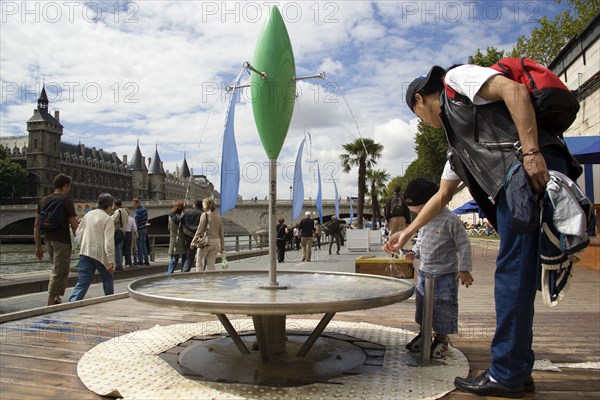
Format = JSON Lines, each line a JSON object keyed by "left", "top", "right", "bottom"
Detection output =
{"left": 0, "top": 1, "right": 566, "bottom": 200}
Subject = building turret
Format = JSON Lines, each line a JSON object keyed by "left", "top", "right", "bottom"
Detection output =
{"left": 129, "top": 140, "right": 148, "bottom": 199}
{"left": 26, "top": 86, "right": 64, "bottom": 198}
{"left": 180, "top": 153, "right": 191, "bottom": 180}
{"left": 148, "top": 145, "right": 166, "bottom": 200}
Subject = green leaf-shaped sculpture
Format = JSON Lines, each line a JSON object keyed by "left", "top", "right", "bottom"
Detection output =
{"left": 251, "top": 6, "right": 296, "bottom": 160}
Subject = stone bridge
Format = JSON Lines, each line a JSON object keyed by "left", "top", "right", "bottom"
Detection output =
{"left": 0, "top": 199, "right": 367, "bottom": 235}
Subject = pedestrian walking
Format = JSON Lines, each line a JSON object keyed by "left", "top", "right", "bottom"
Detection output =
{"left": 298, "top": 212, "right": 315, "bottom": 262}
{"left": 34, "top": 173, "right": 78, "bottom": 306}
{"left": 68, "top": 193, "right": 116, "bottom": 302}
{"left": 325, "top": 216, "right": 342, "bottom": 255}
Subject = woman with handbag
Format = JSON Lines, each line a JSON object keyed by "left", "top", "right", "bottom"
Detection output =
{"left": 192, "top": 198, "right": 225, "bottom": 271}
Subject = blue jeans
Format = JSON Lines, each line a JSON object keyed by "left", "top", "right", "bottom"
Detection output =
{"left": 136, "top": 228, "right": 149, "bottom": 264}
{"left": 181, "top": 235, "right": 196, "bottom": 272}
{"left": 167, "top": 253, "right": 187, "bottom": 274}
{"left": 68, "top": 255, "right": 114, "bottom": 302}
{"left": 123, "top": 232, "right": 132, "bottom": 266}
{"left": 115, "top": 240, "right": 123, "bottom": 267}
{"left": 489, "top": 145, "right": 568, "bottom": 388}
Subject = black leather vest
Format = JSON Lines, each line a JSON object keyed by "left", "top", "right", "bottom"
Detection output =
{"left": 439, "top": 91, "right": 568, "bottom": 200}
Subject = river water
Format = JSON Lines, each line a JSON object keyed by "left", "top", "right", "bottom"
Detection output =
{"left": 0, "top": 237, "right": 257, "bottom": 275}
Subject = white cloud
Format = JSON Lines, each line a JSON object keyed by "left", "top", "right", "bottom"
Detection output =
{"left": 1, "top": 0, "right": 566, "bottom": 201}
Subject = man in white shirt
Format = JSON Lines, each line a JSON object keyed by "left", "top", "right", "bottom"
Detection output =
{"left": 68, "top": 193, "right": 116, "bottom": 301}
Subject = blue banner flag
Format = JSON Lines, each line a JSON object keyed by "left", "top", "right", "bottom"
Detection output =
{"left": 349, "top": 196, "right": 354, "bottom": 225}
{"left": 219, "top": 71, "right": 244, "bottom": 216}
{"left": 292, "top": 137, "right": 306, "bottom": 221}
{"left": 333, "top": 181, "right": 339, "bottom": 217}
{"left": 316, "top": 161, "right": 323, "bottom": 224}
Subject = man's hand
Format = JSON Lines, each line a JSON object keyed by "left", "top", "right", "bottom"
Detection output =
{"left": 458, "top": 271, "right": 474, "bottom": 288}
{"left": 106, "top": 263, "right": 115, "bottom": 273}
{"left": 35, "top": 245, "right": 43, "bottom": 260}
{"left": 404, "top": 251, "right": 416, "bottom": 261}
{"left": 522, "top": 153, "right": 549, "bottom": 193}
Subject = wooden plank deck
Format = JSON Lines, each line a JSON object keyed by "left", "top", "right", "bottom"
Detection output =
{"left": 1, "top": 243, "right": 599, "bottom": 399}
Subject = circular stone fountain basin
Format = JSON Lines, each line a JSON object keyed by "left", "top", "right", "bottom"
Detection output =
{"left": 128, "top": 270, "right": 415, "bottom": 315}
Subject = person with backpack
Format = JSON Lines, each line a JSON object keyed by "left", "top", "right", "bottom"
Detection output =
{"left": 69, "top": 193, "right": 116, "bottom": 302}
{"left": 384, "top": 185, "right": 411, "bottom": 236}
{"left": 384, "top": 61, "right": 583, "bottom": 398}
{"left": 34, "top": 173, "right": 78, "bottom": 306}
{"left": 325, "top": 215, "right": 342, "bottom": 255}
{"left": 112, "top": 199, "right": 129, "bottom": 271}
{"left": 172, "top": 200, "right": 203, "bottom": 272}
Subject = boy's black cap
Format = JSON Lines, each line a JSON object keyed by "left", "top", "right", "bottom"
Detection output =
{"left": 406, "top": 66, "right": 445, "bottom": 111}
{"left": 404, "top": 178, "right": 439, "bottom": 206}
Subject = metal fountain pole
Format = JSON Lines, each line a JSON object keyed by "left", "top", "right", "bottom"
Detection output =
{"left": 267, "top": 158, "right": 278, "bottom": 287}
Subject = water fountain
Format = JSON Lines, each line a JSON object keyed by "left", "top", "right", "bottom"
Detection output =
{"left": 126, "top": 4, "right": 415, "bottom": 387}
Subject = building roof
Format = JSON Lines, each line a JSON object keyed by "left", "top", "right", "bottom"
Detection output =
{"left": 180, "top": 155, "right": 191, "bottom": 179}
{"left": 27, "top": 87, "right": 63, "bottom": 127}
{"left": 61, "top": 142, "right": 124, "bottom": 165}
{"left": 129, "top": 140, "right": 147, "bottom": 171}
{"left": 148, "top": 147, "right": 165, "bottom": 175}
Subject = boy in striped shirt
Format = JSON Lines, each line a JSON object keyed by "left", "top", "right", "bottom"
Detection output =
{"left": 402, "top": 178, "right": 474, "bottom": 358}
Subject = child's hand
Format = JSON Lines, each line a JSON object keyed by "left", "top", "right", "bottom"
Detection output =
{"left": 458, "top": 271, "right": 473, "bottom": 288}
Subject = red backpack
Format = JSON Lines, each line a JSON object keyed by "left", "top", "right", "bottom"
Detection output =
{"left": 490, "top": 58, "right": 580, "bottom": 133}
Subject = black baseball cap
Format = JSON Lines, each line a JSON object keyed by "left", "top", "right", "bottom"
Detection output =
{"left": 404, "top": 178, "right": 439, "bottom": 206}
{"left": 406, "top": 66, "right": 446, "bottom": 112}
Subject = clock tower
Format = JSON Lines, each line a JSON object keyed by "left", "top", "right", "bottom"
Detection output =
{"left": 26, "top": 86, "right": 64, "bottom": 198}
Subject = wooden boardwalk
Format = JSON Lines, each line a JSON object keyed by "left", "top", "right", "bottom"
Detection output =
{"left": 1, "top": 243, "right": 599, "bottom": 399}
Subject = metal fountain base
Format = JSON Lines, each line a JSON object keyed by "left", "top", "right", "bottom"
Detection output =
{"left": 77, "top": 319, "right": 470, "bottom": 399}
{"left": 175, "top": 333, "right": 377, "bottom": 386}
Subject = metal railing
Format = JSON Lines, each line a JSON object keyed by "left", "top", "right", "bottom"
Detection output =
{"left": 0, "top": 233, "right": 266, "bottom": 269}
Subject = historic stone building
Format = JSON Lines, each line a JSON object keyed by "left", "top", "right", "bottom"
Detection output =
{"left": 0, "top": 87, "right": 216, "bottom": 203}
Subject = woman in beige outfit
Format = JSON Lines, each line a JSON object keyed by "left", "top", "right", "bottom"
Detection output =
{"left": 193, "top": 198, "right": 225, "bottom": 271}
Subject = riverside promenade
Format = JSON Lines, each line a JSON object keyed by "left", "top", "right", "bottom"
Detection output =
{"left": 0, "top": 240, "right": 599, "bottom": 399}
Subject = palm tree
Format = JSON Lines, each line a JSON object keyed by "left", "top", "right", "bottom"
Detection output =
{"left": 367, "top": 168, "right": 389, "bottom": 229}
{"left": 339, "top": 138, "right": 384, "bottom": 229}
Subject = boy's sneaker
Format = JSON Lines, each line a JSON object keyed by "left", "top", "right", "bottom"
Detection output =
{"left": 431, "top": 335, "right": 450, "bottom": 359}
{"left": 405, "top": 333, "right": 423, "bottom": 352}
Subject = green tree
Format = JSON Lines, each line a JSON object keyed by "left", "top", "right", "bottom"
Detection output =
{"left": 511, "top": 0, "right": 600, "bottom": 65}
{"left": 0, "top": 146, "right": 27, "bottom": 204}
{"left": 340, "top": 138, "right": 383, "bottom": 229}
{"left": 366, "top": 169, "right": 389, "bottom": 229}
{"left": 468, "top": 47, "right": 505, "bottom": 67}
{"left": 388, "top": 121, "right": 447, "bottom": 193}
